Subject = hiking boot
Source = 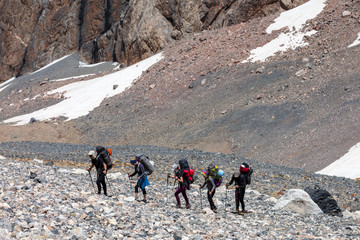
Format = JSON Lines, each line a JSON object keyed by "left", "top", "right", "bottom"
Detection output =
{"left": 143, "top": 199, "right": 147, "bottom": 203}
{"left": 176, "top": 204, "right": 181, "bottom": 208}
{"left": 233, "top": 209, "right": 240, "bottom": 214}
{"left": 240, "top": 210, "right": 246, "bottom": 215}
{"left": 186, "top": 204, "right": 191, "bottom": 209}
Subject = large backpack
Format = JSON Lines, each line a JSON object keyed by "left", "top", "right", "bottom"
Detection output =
{"left": 207, "top": 163, "right": 223, "bottom": 187}
{"left": 179, "top": 159, "right": 195, "bottom": 183}
{"left": 241, "top": 162, "right": 253, "bottom": 185}
{"left": 136, "top": 154, "right": 154, "bottom": 175}
{"left": 96, "top": 146, "right": 113, "bottom": 170}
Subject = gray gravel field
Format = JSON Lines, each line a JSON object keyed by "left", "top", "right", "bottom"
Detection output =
{"left": 0, "top": 141, "right": 359, "bottom": 211}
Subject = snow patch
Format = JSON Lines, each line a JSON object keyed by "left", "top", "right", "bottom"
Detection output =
{"left": 348, "top": 32, "right": 360, "bottom": 48}
{"left": 51, "top": 74, "right": 96, "bottom": 82}
{"left": 3, "top": 52, "right": 164, "bottom": 125}
{"left": 316, "top": 142, "right": 360, "bottom": 179}
{"left": 243, "top": 0, "right": 327, "bottom": 63}
{"left": 78, "top": 61, "right": 107, "bottom": 68}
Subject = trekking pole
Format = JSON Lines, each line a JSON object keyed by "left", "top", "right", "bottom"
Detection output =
{"left": 128, "top": 176, "right": 132, "bottom": 190}
{"left": 225, "top": 187, "right": 228, "bottom": 212}
{"left": 166, "top": 175, "right": 169, "bottom": 205}
{"left": 88, "top": 170, "right": 97, "bottom": 193}
{"left": 199, "top": 186, "right": 202, "bottom": 210}
{"left": 105, "top": 175, "right": 113, "bottom": 197}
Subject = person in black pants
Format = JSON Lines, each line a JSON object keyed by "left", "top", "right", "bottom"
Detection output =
{"left": 87, "top": 150, "right": 108, "bottom": 196}
{"left": 199, "top": 170, "right": 217, "bottom": 212}
{"left": 226, "top": 164, "right": 248, "bottom": 214}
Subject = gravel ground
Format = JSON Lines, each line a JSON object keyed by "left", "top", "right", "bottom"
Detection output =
{"left": 0, "top": 141, "right": 359, "bottom": 212}
{"left": 0, "top": 155, "right": 360, "bottom": 239}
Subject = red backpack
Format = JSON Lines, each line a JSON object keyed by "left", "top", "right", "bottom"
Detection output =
{"left": 183, "top": 169, "right": 195, "bottom": 183}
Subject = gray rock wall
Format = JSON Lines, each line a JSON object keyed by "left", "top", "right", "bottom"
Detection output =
{"left": 0, "top": 0, "right": 302, "bottom": 81}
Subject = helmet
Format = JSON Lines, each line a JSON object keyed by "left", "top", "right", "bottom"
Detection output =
{"left": 107, "top": 148, "right": 112, "bottom": 156}
{"left": 218, "top": 170, "right": 224, "bottom": 177}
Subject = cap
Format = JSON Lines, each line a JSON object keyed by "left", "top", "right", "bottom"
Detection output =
{"left": 172, "top": 164, "right": 178, "bottom": 171}
{"left": 130, "top": 160, "right": 137, "bottom": 165}
{"left": 88, "top": 150, "right": 96, "bottom": 158}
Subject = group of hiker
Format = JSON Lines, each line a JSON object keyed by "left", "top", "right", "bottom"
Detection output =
{"left": 86, "top": 146, "right": 253, "bottom": 214}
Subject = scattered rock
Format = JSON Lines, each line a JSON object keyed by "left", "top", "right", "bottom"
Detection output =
{"left": 304, "top": 187, "right": 342, "bottom": 217}
{"left": 273, "top": 189, "right": 323, "bottom": 215}
{"left": 342, "top": 11, "right": 351, "bottom": 17}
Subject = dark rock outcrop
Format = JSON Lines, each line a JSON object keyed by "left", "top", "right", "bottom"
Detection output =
{"left": 0, "top": 0, "right": 306, "bottom": 81}
{"left": 304, "top": 187, "right": 343, "bottom": 217}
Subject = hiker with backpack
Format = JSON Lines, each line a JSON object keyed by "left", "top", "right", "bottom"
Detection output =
{"left": 199, "top": 164, "right": 223, "bottom": 213}
{"left": 226, "top": 163, "right": 252, "bottom": 215}
{"left": 167, "top": 163, "right": 191, "bottom": 209}
{"left": 86, "top": 146, "right": 112, "bottom": 196}
{"left": 128, "top": 154, "right": 151, "bottom": 202}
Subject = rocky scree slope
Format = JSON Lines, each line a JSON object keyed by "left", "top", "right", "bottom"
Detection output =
{"left": 0, "top": 146, "right": 360, "bottom": 239}
{"left": 0, "top": 0, "right": 306, "bottom": 81}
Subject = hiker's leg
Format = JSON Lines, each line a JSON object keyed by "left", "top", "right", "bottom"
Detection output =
{"left": 235, "top": 187, "right": 240, "bottom": 211}
{"left": 134, "top": 184, "right": 139, "bottom": 200}
{"left": 96, "top": 174, "right": 103, "bottom": 194}
{"left": 207, "top": 190, "right": 215, "bottom": 210}
{"left": 181, "top": 186, "right": 189, "bottom": 205}
{"left": 174, "top": 186, "right": 182, "bottom": 206}
{"left": 239, "top": 187, "right": 246, "bottom": 211}
{"left": 101, "top": 174, "right": 107, "bottom": 196}
{"left": 212, "top": 189, "right": 217, "bottom": 210}
{"left": 142, "top": 188, "right": 147, "bottom": 201}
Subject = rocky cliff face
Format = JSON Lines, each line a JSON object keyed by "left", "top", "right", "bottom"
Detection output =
{"left": 0, "top": 0, "right": 303, "bottom": 81}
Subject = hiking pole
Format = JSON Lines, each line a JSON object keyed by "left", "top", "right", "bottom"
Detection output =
{"left": 128, "top": 176, "right": 132, "bottom": 190}
{"left": 105, "top": 175, "right": 113, "bottom": 197}
{"left": 88, "top": 170, "right": 97, "bottom": 193}
{"left": 166, "top": 175, "right": 169, "bottom": 206}
{"left": 225, "top": 187, "right": 228, "bottom": 212}
{"left": 199, "top": 186, "right": 202, "bottom": 210}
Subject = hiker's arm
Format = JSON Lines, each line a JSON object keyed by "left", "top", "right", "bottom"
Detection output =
{"left": 129, "top": 171, "right": 137, "bottom": 177}
{"left": 167, "top": 174, "right": 176, "bottom": 179}
{"left": 87, "top": 163, "right": 95, "bottom": 171}
{"left": 199, "top": 181, "right": 206, "bottom": 189}
{"left": 227, "top": 174, "right": 235, "bottom": 186}
{"left": 103, "top": 163, "right": 107, "bottom": 174}
{"left": 209, "top": 178, "right": 216, "bottom": 192}
{"left": 177, "top": 176, "right": 184, "bottom": 183}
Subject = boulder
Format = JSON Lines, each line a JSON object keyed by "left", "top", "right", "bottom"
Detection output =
{"left": 273, "top": 189, "right": 323, "bottom": 215}
{"left": 304, "top": 187, "right": 343, "bottom": 217}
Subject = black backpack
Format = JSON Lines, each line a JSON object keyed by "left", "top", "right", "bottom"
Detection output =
{"left": 96, "top": 146, "right": 113, "bottom": 170}
{"left": 179, "top": 159, "right": 190, "bottom": 171}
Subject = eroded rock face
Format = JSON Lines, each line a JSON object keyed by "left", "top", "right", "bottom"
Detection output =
{"left": 0, "top": 0, "right": 305, "bottom": 81}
